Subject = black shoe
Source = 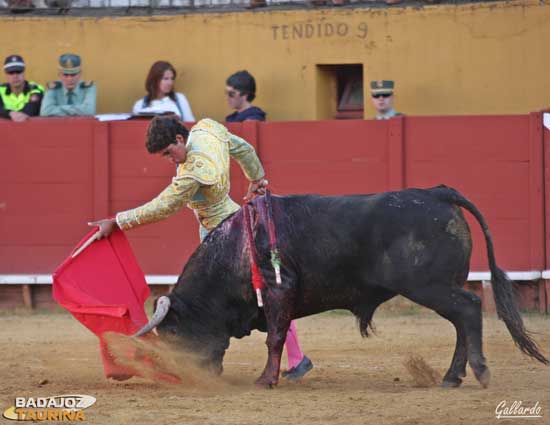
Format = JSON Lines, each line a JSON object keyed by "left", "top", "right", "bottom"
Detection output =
{"left": 282, "top": 356, "right": 313, "bottom": 380}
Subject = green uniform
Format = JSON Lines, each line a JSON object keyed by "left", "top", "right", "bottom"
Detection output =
{"left": 376, "top": 109, "right": 404, "bottom": 120}
{"left": 40, "top": 80, "right": 96, "bottom": 116}
{"left": 0, "top": 81, "right": 44, "bottom": 119}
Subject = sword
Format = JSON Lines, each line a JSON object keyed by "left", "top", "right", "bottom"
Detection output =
{"left": 71, "top": 231, "right": 101, "bottom": 259}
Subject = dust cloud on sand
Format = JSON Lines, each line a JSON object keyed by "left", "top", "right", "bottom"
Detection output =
{"left": 403, "top": 354, "right": 442, "bottom": 387}
{"left": 103, "top": 332, "right": 230, "bottom": 391}
{"left": 1, "top": 303, "right": 549, "bottom": 425}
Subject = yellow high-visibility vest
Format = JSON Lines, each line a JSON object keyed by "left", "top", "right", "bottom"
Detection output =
{"left": 0, "top": 81, "right": 44, "bottom": 112}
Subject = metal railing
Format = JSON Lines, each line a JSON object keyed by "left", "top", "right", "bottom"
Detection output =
{"left": 0, "top": 0, "right": 367, "bottom": 11}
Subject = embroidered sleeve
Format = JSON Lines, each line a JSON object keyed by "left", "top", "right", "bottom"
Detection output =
{"left": 116, "top": 173, "right": 200, "bottom": 230}
{"left": 228, "top": 133, "right": 265, "bottom": 181}
{"left": 177, "top": 151, "right": 219, "bottom": 185}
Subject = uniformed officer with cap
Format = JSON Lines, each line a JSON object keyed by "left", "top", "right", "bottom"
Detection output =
{"left": 370, "top": 80, "right": 403, "bottom": 120}
{"left": 0, "top": 54, "right": 44, "bottom": 122}
{"left": 40, "top": 53, "right": 96, "bottom": 116}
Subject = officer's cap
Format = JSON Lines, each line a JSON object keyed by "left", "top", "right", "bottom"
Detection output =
{"left": 59, "top": 53, "right": 81, "bottom": 75}
{"left": 370, "top": 80, "right": 395, "bottom": 95}
{"left": 4, "top": 54, "right": 25, "bottom": 73}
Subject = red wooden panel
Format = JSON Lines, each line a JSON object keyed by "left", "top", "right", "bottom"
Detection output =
{"left": 0, "top": 119, "right": 95, "bottom": 183}
{"left": 545, "top": 120, "right": 550, "bottom": 268}
{"left": 406, "top": 115, "right": 529, "bottom": 161}
{"left": 388, "top": 117, "right": 405, "bottom": 190}
{"left": 263, "top": 160, "right": 388, "bottom": 195}
{"left": 258, "top": 120, "right": 388, "bottom": 161}
{"left": 1, "top": 214, "right": 92, "bottom": 245}
{"left": 228, "top": 121, "right": 260, "bottom": 198}
{"left": 468, "top": 219, "right": 530, "bottom": 271}
{"left": 407, "top": 162, "right": 529, "bottom": 219}
{"left": 258, "top": 120, "right": 389, "bottom": 195}
{"left": 528, "top": 112, "right": 545, "bottom": 269}
{"left": 108, "top": 120, "right": 150, "bottom": 147}
{"left": 0, "top": 115, "right": 546, "bottom": 279}
{"left": 93, "top": 122, "right": 110, "bottom": 220}
{"left": 0, "top": 246, "right": 75, "bottom": 273}
{"left": 0, "top": 183, "right": 92, "bottom": 214}
{"left": 405, "top": 115, "right": 535, "bottom": 271}
{"left": 0, "top": 119, "right": 96, "bottom": 273}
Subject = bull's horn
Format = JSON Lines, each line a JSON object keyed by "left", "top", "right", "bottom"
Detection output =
{"left": 133, "top": 296, "right": 171, "bottom": 337}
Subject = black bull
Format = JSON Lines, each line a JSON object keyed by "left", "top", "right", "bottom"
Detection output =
{"left": 138, "top": 186, "right": 548, "bottom": 388}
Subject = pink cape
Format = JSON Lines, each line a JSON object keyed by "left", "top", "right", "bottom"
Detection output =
{"left": 53, "top": 228, "right": 150, "bottom": 379}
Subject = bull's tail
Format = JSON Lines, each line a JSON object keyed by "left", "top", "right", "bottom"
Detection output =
{"left": 432, "top": 185, "right": 549, "bottom": 365}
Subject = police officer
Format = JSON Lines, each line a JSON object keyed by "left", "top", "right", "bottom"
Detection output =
{"left": 0, "top": 55, "right": 44, "bottom": 122}
{"left": 370, "top": 80, "right": 404, "bottom": 120}
{"left": 40, "top": 53, "right": 96, "bottom": 117}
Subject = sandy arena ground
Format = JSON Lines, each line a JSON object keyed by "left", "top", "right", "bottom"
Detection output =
{"left": 1, "top": 302, "right": 549, "bottom": 425}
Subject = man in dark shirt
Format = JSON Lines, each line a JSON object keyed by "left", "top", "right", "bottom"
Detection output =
{"left": 225, "top": 70, "right": 266, "bottom": 122}
{"left": 0, "top": 55, "right": 44, "bottom": 122}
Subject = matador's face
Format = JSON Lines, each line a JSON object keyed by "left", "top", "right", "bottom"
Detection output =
{"left": 160, "top": 136, "right": 187, "bottom": 165}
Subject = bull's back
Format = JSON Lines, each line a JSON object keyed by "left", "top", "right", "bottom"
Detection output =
{"left": 271, "top": 189, "right": 472, "bottom": 313}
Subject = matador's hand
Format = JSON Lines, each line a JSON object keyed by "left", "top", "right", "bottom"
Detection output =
{"left": 244, "top": 178, "right": 269, "bottom": 202}
{"left": 88, "top": 217, "right": 117, "bottom": 239}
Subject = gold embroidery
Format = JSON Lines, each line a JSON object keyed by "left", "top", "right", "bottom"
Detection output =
{"left": 116, "top": 118, "right": 264, "bottom": 232}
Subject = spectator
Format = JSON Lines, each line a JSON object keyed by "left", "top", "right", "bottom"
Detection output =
{"left": 370, "top": 80, "right": 403, "bottom": 120}
{"left": 132, "top": 61, "right": 195, "bottom": 122}
{"left": 225, "top": 70, "right": 266, "bottom": 122}
{"left": 0, "top": 55, "right": 44, "bottom": 122}
{"left": 40, "top": 53, "right": 96, "bottom": 117}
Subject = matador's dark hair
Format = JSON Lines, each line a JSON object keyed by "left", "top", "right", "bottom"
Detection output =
{"left": 145, "top": 115, "right": 190, "bottom": 153}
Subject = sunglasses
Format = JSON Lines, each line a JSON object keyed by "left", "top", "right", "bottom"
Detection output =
{"left": 6, "top": 70, "right": 23, "bottom": 75}
{"left": 372, "top": 93, "right": 392, "bottom": 99}
{"left": 225, "top": 90, "right": 240, "bottom": 98}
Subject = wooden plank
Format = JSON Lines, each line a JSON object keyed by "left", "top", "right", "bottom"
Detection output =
{"left": 516, "top": 282, "right": 538, "bottom": 311}
{"left": 235, "top": 120, "right": 261, "bottom": 196}
{"left": 21, "top": 284, "right": 33, "bottom": 309}
{"left": 481, "top": 280, "right": 496, "bottom": 314}
{"left": 0, "top": 286, "right": 28, "bottom": 308}
{"left": 538, "top": 280, "right": 548, "bottom": 314}
{"left": 93, "top": 121, "right": 110, "bottom": 220}
{"left": 528, "top": 112, "right": 545, "bottom": 270}
{"left": 388, "top": 116, "right": 405, "bottom": 190}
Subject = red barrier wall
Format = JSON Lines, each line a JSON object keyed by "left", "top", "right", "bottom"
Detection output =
{"left": 0, "top": 118, "right": 97, "bottom": 273}
{"left": 405, "top": 114, "right": 544, "bottom": 271}
{"left": 0, "top": 115, "right": 547, "bottom": 277}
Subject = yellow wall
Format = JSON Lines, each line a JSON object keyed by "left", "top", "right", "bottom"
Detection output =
{"left": 1, "top": 1, "right": 549, "bottom": 120}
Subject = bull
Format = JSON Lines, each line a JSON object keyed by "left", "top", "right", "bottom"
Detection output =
{"left": 135, "top": 185, "right": 548, "bottom": 388}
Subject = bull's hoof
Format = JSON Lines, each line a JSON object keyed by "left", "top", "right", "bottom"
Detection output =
{"left": 441, "top": 378, "right": 462, "bottom": 388}
{"left": 476, "top": 368, "right": 491, "bottom": 389}
{"left": 254, "top": 378, "right": 278, "bottom": 389}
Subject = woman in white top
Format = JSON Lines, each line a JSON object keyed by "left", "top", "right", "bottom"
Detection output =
{"left": 133, "top": 61, "right": 195, "bottom": 122}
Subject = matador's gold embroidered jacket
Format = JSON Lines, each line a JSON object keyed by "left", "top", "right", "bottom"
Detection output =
{"left": 115, "top": 118, "right": 265, "bottom": 232}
